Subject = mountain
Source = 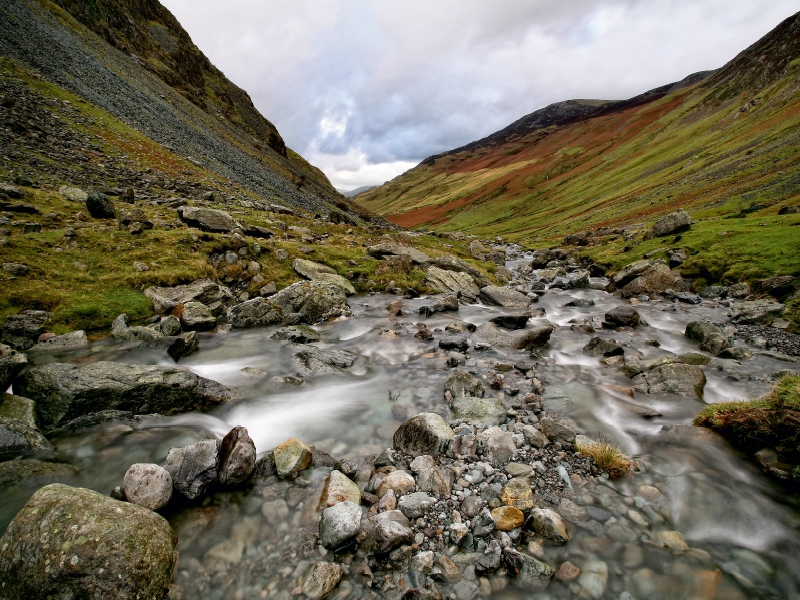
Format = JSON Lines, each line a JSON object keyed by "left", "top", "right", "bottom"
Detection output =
{"left": 340, "top": 185, "right": 379, "bottom": 198}
{"left": 356, "top": 11, "right": 800, "bottom": 257}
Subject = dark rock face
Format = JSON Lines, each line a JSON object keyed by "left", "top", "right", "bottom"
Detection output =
{"left": 218, "top": 426, "right": 257, "bottom": 486}
{"left": 0, "top": 344, "right": 27, "bottom": 393}
{"left": 582, "top": 337, "right": 624, "bottom": 357}
{"left": 490, "top": 315, "right": 530, "bottom": 330}
{"left": 393, "top": 413, "right": 455, "bottom": 457}
{"left": 85, "top": 190, "right": 116, "bottom": 218}
{"left": 438, "top": 336, "right": 469, "bottom": 352}
{"left": 2, "top": 310, "right": 51, "bottom": 350}
{"left": 643, "top": 209, "right": 692, "bottom": 240}
{"left": 0, "top": 484, "right": 176, "bottom": 600}
{"left": 14, "top": 361, "right": 232, "bottom": 431}
{"left": 474, "top": 322, "right": 552, "bottom": 350}
{"left": 164, "top": 439, "right": 220, "bottom": 499}
{"left": 177, "top": 206, "right": 236, "bottom": 232}
{"left": 604, "top": 306, "right": 640, "bottom": 327}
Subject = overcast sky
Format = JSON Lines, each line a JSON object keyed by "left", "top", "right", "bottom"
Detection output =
{"left": 161, "top": 1, "right": 797, "bottom": 191}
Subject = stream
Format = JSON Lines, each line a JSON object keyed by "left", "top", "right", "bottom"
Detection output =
{"left": 3, "top": 254, "right": 800, "bottom": 600}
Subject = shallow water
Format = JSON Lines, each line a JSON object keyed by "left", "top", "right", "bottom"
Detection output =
{"left": 4, "top": 263, "right": 800, "bottom": 600}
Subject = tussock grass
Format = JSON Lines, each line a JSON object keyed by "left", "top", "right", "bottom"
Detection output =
{"left": 575, "top": 437, "right": 633, "bottom": 479}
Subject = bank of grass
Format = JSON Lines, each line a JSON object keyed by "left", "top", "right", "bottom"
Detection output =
{"left": 575, "top": 437, "right": 633, "bottom": 479}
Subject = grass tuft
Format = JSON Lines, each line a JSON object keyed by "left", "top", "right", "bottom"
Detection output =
{"left": 575, "top": 436, "right": 633, "bottom": 479}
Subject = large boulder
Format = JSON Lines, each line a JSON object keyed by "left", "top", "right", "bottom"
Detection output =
{"left": 451, "top": 396, "right": 506, "bottom": 426}
{"left": 729, "top": 300, "right": 785, "bottom": 325}
{"left": 393, "top": 413, "right": 455, "bottom": 457}
{"left": 604, "top": 306, "right": 640, "bottom": 327}
{"left": 418, "top": 293, "right": 459, "bottom": 317}
{"left": 14, "top": 362, "right": 232, "bottom": 431}
{"left": 685, "top": 321, "right": 725, "bottom": 343}
{"left": 85, "top": 190, "right": 116, "bottom": 219}
{"left": 293, "top": 259, "right": 356, "bottom": 295}
{"left": 367, "top": 242, "right": 431, "bottom": 265}
{"left": 474, "top": 322, "right": 552, "bottom": 350}
{"left": 425, "top": 267, "right": 480, "bottom": 303}
{"left": 144, "top": 279, "right": 233, "bottom": 315}
{"left": 180, "top": 301, "right": 217, "bottom": 331}
{"left": 632, "top": 363, "right": 707, "bottom": 398}
{"left": 429, "top": 255, "right": 487, "bottom": 287}
{"left": 230, "top": 281, "right": 353, "bottom": 328}
{"left": 0, "top": 344, "right": 27, "bottom": 393}
{"left": 479, "top": 286, "right": 531, "bottom": 308}
{"left": 177, "top": 206, "right": 236, "bottom": 232}
{"left": 611, "top": 259, "right": 663, "bottom": 288}
{"left": 164, "top": 439, "right": 219, "bottom": 500}
{"left": 34, "top": 330, "right": 89, "bottom": 350}
{"left": 618, "top": 263, "right": 690, "bottom": 298}
{"left": 643, "top": 209, "right": 692, "bottom": 240}
{"left": 444, "top": 369, "right": 484, "bottom": 398}
{"left": 0, "top": 484, "right": 176, "bottom": 599}
{"left": 2, "top": 310, "right": 51, "bottom": 350}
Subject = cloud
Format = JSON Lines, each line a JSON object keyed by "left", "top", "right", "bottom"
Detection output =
{"left": 162, "top": 0, "right": 798, "bottom": 190}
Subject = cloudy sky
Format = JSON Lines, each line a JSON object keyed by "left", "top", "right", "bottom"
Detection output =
{"left": 162, "top": 1, "right": 797, "bottom": 191}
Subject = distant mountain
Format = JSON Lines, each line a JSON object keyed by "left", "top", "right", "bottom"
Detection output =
{"left": 339, "top": 185, "right": 379, "bottom": 198}
{"left": 356, "top": 11, "right": 800, "bottom": 241}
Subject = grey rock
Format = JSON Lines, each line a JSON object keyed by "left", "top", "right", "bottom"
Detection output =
{"left": 416, "top": 466, "right": 455, "bottom": 497}
{"left": 506, "top": 548, "right": 555, "bottom": 591}
{"left": 139, "top": 332, "right": 198, "bottom": 362}
{"left": 425, "top": 267, "right": 480, "bottom": 303}
{"left": 294, "top": 345, "right": 357, "bottom": 373}
{"left": 484, "top": 428, "right": 516, "bottom": 466}
{"left": 685, "top": 321, "right": 724, "bottom": 343}
{"left": 643, "top": 209, "right": 692, "bottom": 240}
{"left": 444, "top": 369, "right": 484, "bottom": 398}
{"left": 729, "top": 300, "right": 785, "bottom": 325}
{"left": 302, "top": 562, "right": 343, "bottom": 600}
{"left": 418, "top": 293, "right": 459, "bottom": 317}
{"left": 293, "top": 258, "right": 356, "bottom": 295}
{"left": 528, "top": 508, "right": 570, "bottom": 544}
{"left": 180, "top": 301, "right": 217, "bottom": 331}
{"left": 367, "top": 242, "right": 431, "bottom": 265}
{"left": 144, "top": 279, "right": 233, "bottom": 314}
{"left": 604, "top": 306, "right": 640, "bottom": 327}
{"left": 728, "top": 282, "right": 751, "bottom": 299}
{"left": 153, "top": 316, "right": 181, "bottom": 337}
{"left": 451, "top": 396, "right": 506, "bottom": 426}
{"left": 718, "top": 346, "right": 754, "bottom": 360}
{"left": 0, "top": 344, "right": 27, "bottom": 393}
{"left": 393, "top": 413, "right": 455, "bottom": 457}
{"left": 520, "top": 424, "right": 549, "bottom": 448}
{"left": 472, "top": 507, "right": 496, "bottom": 537}
{"left": 2, "top": 262, "right": 29, "bottom": 276}
{"left": 218, "top": 426, "right": 256, "bottom": 486}
{"left": 699, "top": 285, "right": 729, "bottom": 299}
{"left": 230, "top": 281, "right": 352, "bottom": 328}
{"left": 271, "top": 325, "right": 320, "bottom": 343}
{"left": 59, "top": 185, "right": 87, "bottom": 202}
{"left": 164, "top": 439, "right": 219, "bottom": 499}
{"left": 539, "top": 418, "right": 576, "bottom": 444}
{"left": 398, "top": 491, "right": 437, "bottom": 519}
{"left": 2, "top": 310, "right": 51, "bottom": 350}
{"left": 123, "top": 463, "right": 173, "bottom": 511}
{"left": 177, "top": 206, "right": 236, "bottom": 232}
{"left": 565, "top": 299, "right": 595, "bottom": 308}
{"left": 33, "top": 330, "right": 88, "bottom": 351}
{"left": 360, "top": 516, "right": 414, "bottom": 555}
{"left": 439, "top": 336, "right": 469, "bottom": 351}
{"left": 474, "top": 321, "right": 552, "bottom": 350}
{"left": 319, "top": 501, "right": 362, "bottom": 549}
{"left": 0, "top": 393, "right": 36, "bottom": 428}
{"left": 490, "top": 315, "right": 530, "bottom": 329}
{"left": 699, "top": 332, "right": 730, "bottom": 355}
{"left": 0, "top": 416, "right": 51, "bottom": 459}
{"left": 479, "top": 285, "right": 531, "bottom": 307}
{"left": 85, "top": 190, "right": 116, "bottom": 219}
{"left": 632, "top": 363, "right": 707, "bottom": 398}
{"left": 583, "top": 337, "right": 624, "bottom": 357}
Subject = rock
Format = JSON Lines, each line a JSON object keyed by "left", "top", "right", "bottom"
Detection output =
{"left": 583, "top": 337, "right": 624, "bottom": 357}
{"left": 556, "top": 561, "right": 581, "bottom": 582}
{"left": 632, "top": 363, "right": 706, "bottom": 398}
{"left": 203, "top": 539, "right": 244, "bottom": 572}
{"left": 177, "top": 206, "right": 235, "bottom": 232}
{"left": 490, "top": 315, "right": 530, "bottom": 330}
{"left": 425, "top": 266, "right": 480, "bottom": 303}
{"left": 438, "top": 336, "right": 469, "bottom": 352}
{"left": 728, "top": 282, "right": 751, "bottom": 299}
{"left": 0, "top": 393, "right": 36, "bottom": 428}
{"left": 430, "top": 254, "right": 487, "bottom": 286}
{"left": 656, "top": 530, "right": 689, "bottom": 551}
{"left": 360, "top": 516, "right": 414, "bottom": 555}
{"left": 474, "top": 321, "right": 552, "bottom": 350}
{"left": 34, "top": 330, "right": 88, "bottom": 350}
{"left": 501, "top": 477, "right": 534, "bottom": 510}
{"left": 398, "top": 491, "right": 437, "bottom": 519}
{"left": 230, "top": 281, "right": 352, "bottom": 328}
{"left": 59, "top": 185, "right": 88, "bottom": 202}
{"left": 0, "top": 344, "right": 27, "bottom": 393}
{"left": 605, "top": 306, "right": 640, "bottom": 327}
{"left": 451, "top": 396, "right": 506, "bottom": 426}
{"left": 272, "top": 437, "right": 312, "bottom": 479}
{"left": 539, "top": 417, "right": 576, "bottom": 444}
{"left": 718, "top": 346, "right": 754, "bottom": 360}
{"left": 367, "top": 242, "right": 431, "bottom": 265}
{"left": 643, "top": 209, "right": 692, "bottom": 240}
{"left": 507, "top": 549, "right": 555, "bottom": 591}
{"left": 445, "top": 369, "right": 484, "bottom": 398}
{"left": 271, "top": 325, "right": 320, "bottom": 343}
{"left": 139, "top": 333, "right": 198, "bottom": 362}
{"left": 520, "top": 424, "right": 549, "bottom": 448}
{"left": 410, "top": 550, "right": 435, "bottom": 573}
{"left": 319, "top": 501, "right": 362, "bottom": 550}
{"left": 0, "top": 415, "right": 51, "bottom": 459}
{"left": 558, "top": 497, "right": 590, "bottom": 523}
{"left": 218, "top": 426, "right": 256, "bottom": 486}
{"left": 472, "top": 507, "right": 497, "bottom": 537}
{"left": 685, "top": 321, "right": 725, "bottom": 343}
{"left": 164, "top": 439, "right": 219, "bottom": 499}
{"left": 303, "top": 562, "right": 343, "bottom": 600}
{"left": 529, "top": 508, "right": 570, "bottom": 544}
{"left": 491, "top": 506, "right": 524, "bottom": 531}
{"left": 483, "top": 428, "right": 516, "bottom": 466}
{"left": 145, "top": 280, "right": 233, "bottom": 314}
{"left": 323, "top": 469, "right": 361, "bottom": 506}
{"left": 123, "top": 463, "right": 173, "bottom": 510}
{"left": 2, "top": 262, "right": 29, "bottom": 276}
{"left": 565, "top": 299, "right": 595, "bottom": 308}
{"left": 479, "top": 286, "right": 531, "bottom": 307}
{"left": 85, "top": 190, "right": 116, "bottom": 219}
{"left": 376, "top": 470, "right": 416, "bottom": 497}
{"left": 295, "top": 346, "right": 357, "bottom": 373}
{"left": 416, "top": 466, "right": 455, "bottom": 497}
{"left": 578, "top": 560, "right": 608, "bottom": 599}
{"left": 729, "top": 300, "right": 785, "bottom": 324}
{"left": 394, "top": 413, "right": 455, "bottom": 457}
{"left": 2, "top": 310, "right": 51, "bottom": 350}
{"left": 616, "top": 263, "right": 690, "bottom": 299}
{"left": 699, "top": 332, "right": 730, "bottom": 355}
{"left": 180, "top": 301, "right": 217, "bottom": 331}
{"left": 293, "top": 259, "right": 356, "bottom": 295}
{"left": 15, "top": 362, "right": 232, "bottom": 431}
{"left": 699, "top": 285, "right": 729, "bottom": 299}
{"left": 418, "top": 293, "right": 459, "bottom": 317}
{"left": 152, "top": 315, "right": 181, "bottom": 336}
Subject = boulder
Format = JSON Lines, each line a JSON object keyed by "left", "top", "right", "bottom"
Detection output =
{"left": 154, "top": 317, "right": 181, "bottom": 337}
{"left": 539, "top": 417, "right": 576, "bottom": 444}
{"left": 0, "top": 393, "right": 36, "bottom": 427}
{"left": 59, "top": 185, "right": 88, "bottom": 202}
{"left": 0, "top": 416, "right": 51, "bottom": 459}
{"left": 323, "top": 469, "right": 361, "bottom": 507}
{"left": 429, "top": 255, "right": 487, "bottom": 287}
{"left": 0, "top": 484, "right": 176, "bottom": 599}
{"left": 490, "top": 315, "right": 529, "bottom": 330}
{"left": 230, "top": 281, "right": 352, "bottom": 328}
{"left": 393, "top": 413, "right": 455, "bottom": 457}
{"left": 2, "top": 310, "right": 51, "bottom": 350}
{"left": 123, "top": 463, "right": 173, "bottom": 510}
{"left": 302, "top": 562, "right": 343, "bottom": 600}
{"left": 618, "top": 263, "right": 689, "bottom": 299}
{"left": 180, "top": 301, "right": 217, "bottom": 331}
{"left": 632, "top": 363, "right": 706, "bottom": 398}
{"left": 0, "top": 344, "right": 27, "bottom": 393}
{"left": 474, "top": 321, "right": 552, "bottom": 350}
{"left": 451, "top": 396, "right": 506, "bottom": 426}
{"left": 145, "top": 280, "right": 233, "bottom": 314}
{"left": 164, "top": 439, "right": 219, "bottom": 500}
{"left": 319, "top": 501, "right": 362, "bottom": 549}
{"left": 685, "top": 321, "right": 724, "bottom": 343}
{"left": 425, "top": 266, "right": 480, "bottom": 303}
{"left": 295, "top": 346, "right": 357, "bottom": 374}
{"left": 177, "top": 206, "right": 236, "bottom": 232}
{"left": 33, "top": 330, "right": 88, "bottom": 350}
{"left": 398, "top": 491, "right": 437, "bottom": 519}
{"left": 139, "top": 332, "right": 198, "bottom": 362}
{"left": 271, "top": 325, "right": 320, "bottom": 343}
{"left": 438, "top": 335, "right": 469, "bottom": 351}
{"left": 729, "top": 300, "right": 785, "bottom": 325}
{"left": 14, "top": 362, "right": 232, "bottom": 431}
{"left": 611, "top": 259, "right": 663, "bottom": 288}
{"left": 604, "top": 306, "right": 640, "bottom": 327}
{"left": 583, "top": 337, "right": 624, "bottom": 357}
{"left": 528, "top": 508, "right": 570, "bottom": 544}
{"left": 507, "top": 548, "right": 556, "bottom": 591}
{"left": 367, "top": 242, "right": 431, "bottom": 265}
{"left": 699, "top": 332, "right": 730, "bottom": 355}
{"left": 418, "top": 293, "right": 459, "bottom": 317}
{"left": 217, "top": 426, "right": 256, "bottom": 486}
{"left": 479, "top": 285, "right": 531, "bottom": 307}
{"left": 293, "top": 259, "right": 356, "bottom": 295}
{"left": 643, "top": 209, "right": 692, "bottom": 240}
{"left": 85, "top": 190, "right": 116, "bottom": 219}
{"left": 444, "top": 369, "right": 484, "bottom": 398}
{"left": 718, "top": 346, "right": 754, "bottom": 360}
{"left": 273, "top": 437, "right": 312, "bottom": 478}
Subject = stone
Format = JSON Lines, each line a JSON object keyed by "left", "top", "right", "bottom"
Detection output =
{"left": 699, "top": 332, "right": 730, "bottom": 355}
{"left": 144, "top": 279, "right": 233, "bottom": 314}
{"left": 295, "top": 346, "right": 357, "bottom": 373}
{"left": 359, "top": 513, "right": 414, "bottom": 554}
{"left": 632, "top": 363, "right": 707, "bottom": 398}
{"left": 139, "top": 333, "right": 198, "bottom": 362}
{"left": 0, "top": 393, "right": 36, "bottom": 427}
{"left": 718, "top": 346, "right": 754, "bottom": 360}
{"left": 217, "top": 426, "right": 256, "bottom": 486}
{"left": 409, "top": 455, "right": 435, "bottom": 473}
{"left": 484, "top": 428, "right": 516, "bottom": 466}
{"left": 0, "top": 414, "right": 51, "bottom": 459}
{"left": 410, "top": 550, "right": 435, "bottom": 573}
{"left": 59, "top": 185, "right": 88, "bottom": 202}
{"left": 604, "top": 306, "right": 640, "bottom": 327}
{"left": 529, "top": 508, "right": 570, "bottom": 544}
{"left": 474, "top": 321, "right": 552, "bottom": 350}
{"left": 0, "top": 485, "right": 175, "bottom": 599}
{"left": 583, "top": 337, "right": 624, "bottom": 357}
{"left": 180, "top": 301, "right": 217, "bottom": 331}
{"left": 439, "top": 335, "right": 469, "bottom": 351}
{"left": 394, "top": 413, "right": 455, "bottom": 457}
{"left": 556, "top": 561, "right": 581, "bottom": 582}
{"left": 452, "top": 396, "right": 506, "bottom": 427}
{"left": 445, "top": 369, "right": 484, "bottom": 398}
{"left": 491, "top": 506, "right": 524, "bottom": 531}
{"left": 685, "top": 321, "right": 724, "bottom": 343}
{"left": 376, "top": 470, "right": 416, "bottom": 497}
{"left": 0, "top": 344, "right": 27, "bottom": 393}
{"left": 177, "top": 206, "right": 236, "bottom": 232}
{"left": 123, "top": 463, "right": 173, "bottom": 510}
{"left": 303, "top": 562, "right": 343, "bottom": 600}
{"left": 203, "top": 539, "right": 244, "bottom": 572}
{"left": 293, "top": 258, "right": 356, "bottom": 295}
{"left": 520, "top": 424, "right": 549, "bottom": 448}
{"left": 425, "top": 267, "right": 480, "bottom": 303}
{"left": 229, "top": 281, "right": 352, "bottom": 327}
{"left": 32, "top": 330, "right": 88, "bottom": 351}
{"left": 490, "top": 315, "right": 530, "bottom": 329}
{"left": 273, "top": 437, "right": 312, "bottom": 478}
{"left": 154, "top": 316, "right": 182, "bottom": 336}
{"left": 15, "top": 362, "right": 232, "bottom": 431}
{"left": 323, "top": 469, "right": 361, "bottom": 506}
{"left": 398, "top": 491, "right": 437, "bottom": 519}
{"left": 558, "top": 497, "right": 590, "bottom": 522}
{"left": 418, "top": 293, "right": 459, "bottom": 317}
{"left": 85, "top": 190, "right": 116, "bottom": 219}
{"left": 539, "top": 417, "right": 576, "bottom": 444}
{"left": 319, "top": 501, "right": 362, "bottom": 549}
{"left": 2, "top": 310, "right": 51, "bottom": 350}
{"left": 479, "top": 286, "right": 531, "bottom": 307}
{"left": 643, "top": 209, "right": 692, "bottom": 240}
{"left": 729, "top": 300, "right": 785, "bottom": 324}
{"left": 507, "top": 549, "right": 555, "bottom": 591}
{"left": 416, "top": 466, "right": 455, "bottom": 497}
{"left": 2, "top": 262, "right": 29, "bottom": 276}
{"left": 367, "top": 242, "right": 431, "bottom": 264}
{"left": 501, "top": 477, "right": 535, "bottom": 511}
{"left": 656, "top": 530, "right": 689, "bottom": 551}
{"left": 164, "top": 439, "right": 219, "bottom": 499}
{"left": 271, "top": 325, "right": 320, "bottom": 343}
{"left": 578, "top": 560, "right": 608, "bottom": 599}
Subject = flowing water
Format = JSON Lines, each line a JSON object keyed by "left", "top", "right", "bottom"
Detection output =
{"left": 3, "top": 257, "right": 800, "bottom": 600}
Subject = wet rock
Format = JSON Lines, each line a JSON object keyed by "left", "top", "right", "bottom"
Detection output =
{"left": 145, "top": 280, "right": 233, "bottom": 315}
{"left": 376, "top": 470, "right": 416, "bottom": 497}
{"left": 271, "top": 325, "right": 320, "bottom": 343}
{"left": 293, "top": 258, "right": 356, "bottom": 295}
{"left": 273, "top": 437, "right": 312, "bottom": 478}
{"left": 685, "top": 321, "right": 725, "bottom": 343}
{"left": 0, "top": 344, "right": 27, "bottom": 393}
{"left": 558, "top": 497, "right": 590, "bottom": 522}
{"left": 2, "top": 310, "right": 51, "bottom": 351}
{"left": 295, "top": 346, "right": 357, "bottom": 374}
{"left": 425, "top": 266, "right": 480, "bottom": 303}
{"left": 583, "top": 337, "right": 624, "bottom": 357}
{"left": 123, "top": 463, "right": 173, "bottom": 510}
{"left": 418, "top": 293, "right": 459, "bottom": 317}
{"left": 231, "top": 281, "right": 352, "bottom": 327}
{"left": 505, "top": 548, "right": 555, "bottom": 591}
{"left": 164, "top": 439, "right": 219, "bottom": 500}
{"left": 444, "top": 369, "right": 484, "bottom": 398}
{"left": 620, "top": 263, "right": 690, "bottom": 299}
{"left": 604, "top": 306, "right": 640, "bottom": 327}
{"left": 0, "top": 415, "right": 51, "bottom": 459}
{"left": 529, "top": 508, "right": 570, "bottom": 544}
{"left": 416, "top": 466, "right": 455, "bottom": 496}
{"left": 85, "top": 190, "right": 116, "bottom": 219}
{"left": 483, "top": 428, "right": 516, "bottom": 465}
{"left": 31, "top": 329, "right": 87, "bottom": 351}
{"left": 394, "top": 413, "right": 455, "bottom": 457}
{"left": 0, "top": 393, "right": 36, "bottom": 427}
{"left": 699, "top": 332, "right": 730, "bottom": 355}
{"left": 451, "top": 396, "right": 506, "bottom": 426}
{"left": 729, "top": 300, "right": 785, "bottom": 324}
{"left": 15, "top": 362, "right": 232, "bottom": 431}
{"left": 565, "top": 299, "right": 595, "bottom": 308}
{"left": 656, "top": 530, "right": 689, "bottom": 551}
{"left": 479, "top": 286, "right": 531, "bottom": 307}
{"left": 490, "top": 315, "right": 530, "bottom": 330}
{"left": 177, "top": 206, "right": 235, "bottom": 232}
{"left": 323, "top": 469, "right": 361, "bottom": 506}
{"left": 218, "top": 426, "right": 256, "bottom": 486}
{"left": 180, "top": 301, "right": 217, "bottom": 331}
{"left": 360, "top": 515, "right": 414, "bottom": 555}
{"left": 556, "top": 561, "right": 581, "bottom": 582}
{"left": 319, "top": 501, "right": 362, "bottom": 549}
{"left": 303, "top": 561, "right": 343, "bottom": 600}
{"left": 398, "top": 491, "right": 437, "bottom": 518}
{"left": 718, "top": 346, "right": 754, "bottom": 360}
{"left": 643, "top": 209, "right": 692, "bottom": 240}
{"left": 491, "top": 506, "right": 524, "bottom": 531}
{"left": 632, "top": 363, "right": 706, "bottom": 398}
{"left": 474, "top": 321, "right": 552, "bottom": 350}
{"left": 439, "top": 336, "right": 469, "bottom": 351}
{"left": 0, "top": 484, "right": 176, "bottom": 599}
{"left": 539, "top": 417, "right": 576, "bottom": 444}
{"left": 578, "top": 560, "right": 608, "bottom": 599}
{"left": 139, "top": 333, "right": 198, "bottom": 362}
